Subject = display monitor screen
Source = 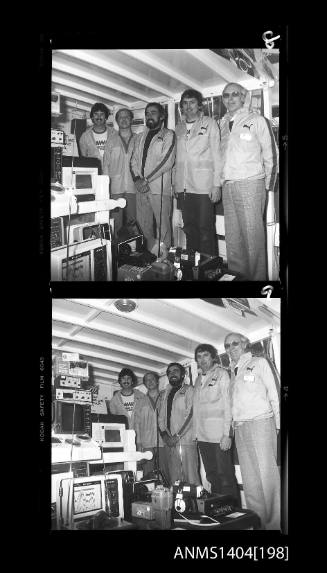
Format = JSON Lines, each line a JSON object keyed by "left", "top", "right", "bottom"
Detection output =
{"left": 75, "top": 174, "right": 93, "bottom": 189}
{"left": 73, "top": 480, "right": 102, "bottom": 516}
{"left": 62, "top": 251, "right": 91, "bottom": 281}
{"left": 59, "top": 402, "right": 86, "bottom": 434}
{"left": 82, "top": 225, "right": 104, "bottom": 240}
{"left": 104, "top": 429, "right": 121, "bottom": 442}
{"left": 118, "top": 235, "right": 143, "bottom": 255}
{"left": 91, "top": 422, "right": 126, "bottom": 445}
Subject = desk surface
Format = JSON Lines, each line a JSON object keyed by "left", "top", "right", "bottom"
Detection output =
{"left": 172, "top": 509, "right": 261, "bottom": 530}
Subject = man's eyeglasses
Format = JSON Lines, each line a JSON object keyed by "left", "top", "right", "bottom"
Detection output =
{"left": 222, "top": 91, "right": 241, "bottom": 99}
{"left": 224, "top": 341, "right": 241, "bottom": 350}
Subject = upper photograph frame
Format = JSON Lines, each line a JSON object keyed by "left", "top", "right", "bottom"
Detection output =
{"left": 50, "top": 47, "right": 282, "bottom": 283}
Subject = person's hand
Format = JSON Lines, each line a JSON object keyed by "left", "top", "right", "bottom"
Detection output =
{"left": 161, "top": 434, "right": 170, "bottom": 446}
{"left": 220, "top": 435, "right": 232, "bottom": 451}
{"left": 165, "top": 435, "right": 179, "bottom": 447}
{"left": 208, "top": 186, "right": 221, "bottom": 203}
{"left": 134, "top": 179, "right": 143, "bottom": 193}
{"left": 135, "top": 178, "right": 150, "bottom": 193}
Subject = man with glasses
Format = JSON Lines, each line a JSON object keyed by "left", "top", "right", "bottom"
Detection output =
{"left": 219, "top": 83, "right": 278, "bottom": 280}
{"left": 173, "top": 89, "right": 221, "bottom": 256}
{"left": 224, "top": 332, "right": 280, "bottom": 529}
{"left": 192, "top": 344, "right": 240, "bottom": 503}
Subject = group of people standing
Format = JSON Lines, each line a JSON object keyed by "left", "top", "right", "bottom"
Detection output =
{"left": 107, "top": 332, "right": 280, "bottom": 530}
{"left": 78, "top": 83, "right": 278, "bottom": 281}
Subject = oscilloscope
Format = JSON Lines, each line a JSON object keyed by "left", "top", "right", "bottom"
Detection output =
{"left": 56, "top": 473, "right": 124, "bottom": 529}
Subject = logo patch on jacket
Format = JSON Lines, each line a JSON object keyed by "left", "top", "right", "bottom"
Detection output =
{"left": 244, "top": 374, "right": 255, "bottom": 382}
{"left": 198, "top": 126, "right": 208, "bottom": 136}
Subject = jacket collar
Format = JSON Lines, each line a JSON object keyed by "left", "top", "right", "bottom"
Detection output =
{"left": 88, "top": 125, "right": 113, "bottom": 136}
{"left": 167, "top": 382, "right": 188, "bottom": 396}
{"left": 233, "top": 351, "right": 252, "bottom": 370}
{"left": 179, "top": 113, "right": 210, "bottom": 137}
{"left": 143, "top": 125, "right": 165, "bottom": 141}
{"left": 198, "top": 363, "right": 223, "bottom": 383}
{"left": 119, "top": 388, "right": 142, "bottom": 403}
{"left": 223, "top": 106, "right": 250, "bottom": 123}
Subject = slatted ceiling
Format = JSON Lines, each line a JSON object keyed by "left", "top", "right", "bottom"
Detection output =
{"left": 52, "top": 49, "right": 264, "bottom": 114}
{"left": 142, "top": 49, "right": 222, "bottom": 85}
{"left": 52, "top": 74, "right": 134, "bottom": 108}
{"left": 120, "top": 50, "right": 204, "bottom": 93}
{"left": 54, "top": 343, "right": 167, "bottom": 373}
{"left": 51, "top": 80, "right": 130, "bottom": 109}
{"left": 54, "top": 298, "right": 196, "bottom": 353}
{"left": 53, "top": 52, "right": 161, "bottom": 99}
{"left": 59, "top": 49, "right": 176, "bottom": 100}
{"left": 52, "top": 298, "right": 280, "bottom": 392}
{"left": 53, "top": 298, "right": 94, "bottom": 319}
{"left": 96, "top": 310, "right": 197, "bottom": 348}
{"left": 52, "top": 320, "right": 77, "bottom": 336}
{"left": 159, "top": 298, "right": 266, "bottom": 341}
{"left": 54, "top": 327, "right": 190, "bottom": 365}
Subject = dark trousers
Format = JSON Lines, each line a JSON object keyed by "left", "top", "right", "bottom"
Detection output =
{"left": 198, "top": 441, "right": 241, "bottom": 505}
{"left": 178, "top": 193, "right": 217, "bottom": 256}
{"left": 141, "top": 446, "right": 170, "bottom": 485}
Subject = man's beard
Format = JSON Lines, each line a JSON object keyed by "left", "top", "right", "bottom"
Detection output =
{"left": 169, "top": 377, "right": 182, "bottom": 387}
{"left": 146, "top": 119, "right": 160, "bottom": 130}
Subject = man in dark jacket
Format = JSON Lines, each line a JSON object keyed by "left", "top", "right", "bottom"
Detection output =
{"left": 130, "top": 103, "right": 176, "bottom": 252}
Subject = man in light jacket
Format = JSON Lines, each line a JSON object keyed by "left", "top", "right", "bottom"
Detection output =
{"left": 79, "top": 102, "right": 115, "bottom": 169}
{"left": 225, "top": 332, "right": 280, "bottom": 530}
{"left": 193, "top": 344, "right": 240, "bottom": 502}
{"left": 130, "top": 102, "right": 176, "bottom": 252}
{"left": 103, "top": 108, "right": 137, "bottom": 236}
{"left": 219, "top": 82, "right": 279, "bottom": 280}
{"left": 173, "top": 89, "right": 221, "bottom": 256}
{"left": 158, "top": 363, "right": 200, "bottom": 486}
{"left": 134, "top": 371, "right": 169, "bottom": 483}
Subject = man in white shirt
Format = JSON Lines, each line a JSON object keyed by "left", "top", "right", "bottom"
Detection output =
{"left": 108, "top": 368, "right": 144, "bottom": 430}
{"left": 225, "top": 332, "right": 280, "bottom": 529}
{"left": 79, "top": 103, "right": 115, "bottom": 169}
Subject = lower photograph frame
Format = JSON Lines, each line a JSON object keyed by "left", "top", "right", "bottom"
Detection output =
{"left": 48, "top": 297, "right": 285, "bottom": 535}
